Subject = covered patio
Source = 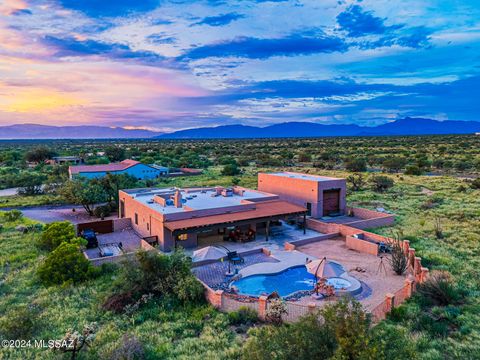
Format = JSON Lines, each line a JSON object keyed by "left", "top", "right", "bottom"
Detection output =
{"left": 164, "top": 200, "right": 308, "bottom": 251}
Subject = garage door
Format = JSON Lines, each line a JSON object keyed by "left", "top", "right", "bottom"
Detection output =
{"left": 323, "top": 189, "right": 340, "bottom": 216}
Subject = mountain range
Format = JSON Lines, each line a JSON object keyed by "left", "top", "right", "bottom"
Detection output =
{"left": 1, "top": 118, "right": 480, "bottom": 139}
{"left": 157, "top": 118, "right": 480, "bottom": 139}
{"left": 0, "top": 124, "right": 160, "bottom": 139}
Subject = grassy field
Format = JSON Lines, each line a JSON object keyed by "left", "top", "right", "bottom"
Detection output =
{"left": 1, "top": 168, "right": 479, "bottom": 359}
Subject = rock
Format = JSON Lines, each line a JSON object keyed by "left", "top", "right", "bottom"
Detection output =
{"left": 15, "top": 225, "right": 27, "bottom": 233}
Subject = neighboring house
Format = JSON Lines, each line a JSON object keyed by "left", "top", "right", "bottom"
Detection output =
{"left": 44, "top": 156, "right": 84, "bottom": 166}
{"left": 69, "top": 159, "right": 168, "bottom": 180}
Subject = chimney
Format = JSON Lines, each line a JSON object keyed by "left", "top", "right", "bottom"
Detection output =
{"left": 174, "top": 190, "right": 182, "bottom": 208}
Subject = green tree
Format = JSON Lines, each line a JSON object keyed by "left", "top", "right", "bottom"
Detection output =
{"left": 105, "top": 146, "right": 126, "bottom": 162}
{"left": 383, "top": 157, "right": 407, "bottom": 173}
{"left": 37, "top": 221, "right": 82, "bottom": 251}
{"left": 37, "top": 242, "right": 97, "bottom": 286}
{"left": 93, "top": 173, "right": 138, "bottom": 205}
{"left": 60, "top": 179, "right": 109, "bottom": 215}
{"left": 345, "top": 158, "right": 367, "bottom": 172}
{"left": 371, "top": 175, "right": 394, "bottom": 192}
{"left": 221, "top": 163, "right": 241, "bottom": 176}
{"left": 24, "top": 146, "right": 55, "bottom": 163}
{"left": 16, "top": 172, "right": 47, "bottom": 195}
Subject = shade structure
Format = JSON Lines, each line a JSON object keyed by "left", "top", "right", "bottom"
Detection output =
{"left": 192, "top": 246, "right": 227, "bottom": 262}
{"left": 306, "top": 258, "right": 345, "bottom": 278}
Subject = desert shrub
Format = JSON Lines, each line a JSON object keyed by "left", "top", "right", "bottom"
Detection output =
{"left": 321, "top": 297, "right": 372, "bottom": 359}
{"left": 470, "top": 177, "right": 480, "bottom": 189}
{"left": 221, "top": 163, "right": 241, "bottom": 176}
{"left": 371, "top": 175, "right": 394, "bottom": 192}
{"left": 37, "top": 221, "right": 83, "bottom": 251}
{"left": 2, "top": 209, "right": 23, "bottom": 222}
{"left": 107, "top": 333, "right": 145, "bottom": 360}
{"left": 417, "top": 271, "right": 463, "bottom": 306}
{"left": 347, "top": 173, "right": 366, "bottom": 191}
{"left": 104, "top": 250, "right": 203, "bottom": 312}
{"left": 265, "top": 298, "right": 287, "bottom": 324}
{"left": 0, "top": 306, "right": 37, "bottom": 340}
{"left": 388, "top": 238, "right": 408, "bottom": 275}
{"left": 345, "top": 158, "right": 367, "bottom": 172}
{"left": 405, "top": 165, "right": 423, "bottom": 175}
{"left": 93, "top": 204, "right": 111, "bottom": 218}
{"left": 37, "top": 242, "right": 98, "bottom": 286}
{"left": 370, "top": 323, "right": 418, "bottom": 359}
{"left": 228, "top": 306, "right": 258, "bottom": 326}
{"left": 243, "top": 314, "right": 336, "bottom": 360}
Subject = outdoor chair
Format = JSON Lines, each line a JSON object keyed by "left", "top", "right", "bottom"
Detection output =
{"left": 227, "top": 251, "right": 244, "bottom": 265}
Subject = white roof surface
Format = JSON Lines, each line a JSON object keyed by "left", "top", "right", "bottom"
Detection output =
{"left": 127, "top": 187, "right": 273, "bottom": 214}
{"left": 267, "top": 172, "right": 342, "bottom": 182}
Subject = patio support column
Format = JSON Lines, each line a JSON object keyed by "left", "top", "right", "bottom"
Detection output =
{"left": 303, "top": 213, "right": 306, "bottom": 234}
{"left": 266, "top": 220, "right": 270, "bottom": 242}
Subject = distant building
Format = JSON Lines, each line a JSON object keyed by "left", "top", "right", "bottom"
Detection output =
{"left": 69, "top": 159, "right": 168, "bottom": 180}
{"left": 49, "top": 156, "right": 84, "bottom": 165}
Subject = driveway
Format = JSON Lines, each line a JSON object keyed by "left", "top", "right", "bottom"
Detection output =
{"left": 1, "top": 204, "right": 117, "bottom": 224}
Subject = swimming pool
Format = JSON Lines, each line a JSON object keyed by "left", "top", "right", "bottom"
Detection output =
{"left": 230, "top": 265, "right": 356, "bottom": 297}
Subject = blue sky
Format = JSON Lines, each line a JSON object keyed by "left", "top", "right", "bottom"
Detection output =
{"left": 0, "top": 0, "right": 479, "bottom": 131}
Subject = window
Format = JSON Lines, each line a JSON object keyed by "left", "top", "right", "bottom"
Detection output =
{"left": 146, "top": 223, "right": 149, "bottom": 231}
{"left": 178, "top": 233, "right": 188, "bottom": 241}
{"left": 134, "top": 213, "right": 138, "bottom": 225}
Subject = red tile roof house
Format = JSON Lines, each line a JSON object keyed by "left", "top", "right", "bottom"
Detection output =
{"left": 68, "top": 159, "right": 168, "bottom": 180}
{"left": 117, "top": 172, "right": 394, "bottom": 252}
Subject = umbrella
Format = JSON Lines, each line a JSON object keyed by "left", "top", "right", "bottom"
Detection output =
{"left": 306, "top": 258, "right": 345, "bottom": 278}
{"left": 192, "top": 246, "right": 227, "bottom": 262}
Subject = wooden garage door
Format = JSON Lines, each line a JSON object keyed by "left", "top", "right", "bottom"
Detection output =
{"left": 323, "top": 189, "right": 340, "bottom": 215}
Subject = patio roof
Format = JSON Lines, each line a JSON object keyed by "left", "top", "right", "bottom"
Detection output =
{"left": 164, "top": 200, "right": 306, "bottom": 233}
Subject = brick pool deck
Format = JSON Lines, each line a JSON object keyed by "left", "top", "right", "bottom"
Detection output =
{"left": 193, "top": 252, "right": 278, "bottom": 290}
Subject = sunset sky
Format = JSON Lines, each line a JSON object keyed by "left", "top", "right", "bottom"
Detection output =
{"left": 0, "top": 0, "right": 479, "bottom": 132}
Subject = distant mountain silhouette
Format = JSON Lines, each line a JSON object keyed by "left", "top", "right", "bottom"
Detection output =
{"left": 157, "top": 118, "right": 480, "bottom": 139}
{"left": 1, "top": 118, "right": 479, "bottom": 139}
{"left": 0, "top": 124, "right": 161, "bottom": 139}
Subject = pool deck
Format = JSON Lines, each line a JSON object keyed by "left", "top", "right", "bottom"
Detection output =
{"left": 239, "top": 249, "right": 315, "bottom": 277}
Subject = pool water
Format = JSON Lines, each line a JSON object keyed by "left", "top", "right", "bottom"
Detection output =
{"left": 232, "top": 266, "right": 316, "bottom": 297}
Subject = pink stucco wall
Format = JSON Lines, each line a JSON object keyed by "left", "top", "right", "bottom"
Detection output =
{"left": 258, "top": 172, "right": 347, "bottom": 218}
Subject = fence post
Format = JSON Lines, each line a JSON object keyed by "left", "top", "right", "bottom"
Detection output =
{"left": 420, "top": 267, "right": 429, "bottom": 283}
{"left": 404, "top": 278, "right": 414, "bottom": 298}
{"left": 258, "top": 296, "right": 268, "bottom": 321}
{"left": 213, "top": 290, "right": 224, "bottom": 309}
{"left": 402, "top": 240, "right": 410, "bottom": 256}
{"left": 307, "top": 302, "right": 317, "bottom": 314}
{"left": 385, "top": 293, "right": 395, "bottom": 313}
{"left": 408, "top": 248, "right": 416, "bottom": 269}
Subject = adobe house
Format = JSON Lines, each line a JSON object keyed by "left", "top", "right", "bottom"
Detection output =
{"left": 258, "top": 172, "right": 347, "bottom": 218}
{"left": 118, "top": 185, "right": 307, "bottom": 252}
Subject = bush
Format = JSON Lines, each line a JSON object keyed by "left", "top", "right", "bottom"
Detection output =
{"left": 93, "top": 205, "right": 111, "bottom": 219}
{"left": 107, "top": 333, "right": 145, "bottom": 360}
{"left": 104, "top": 250, "right": 203, "bottom": 312}
{"left": 471, "top": 178, "right": 480, "bottom": 190}
{"left": 388, "top": 237, "right": 408, "bottom": 275}
{"left": 405, "top": 165, "right": 423, "bottom": 175}
{"left": 265, "top": 298, "right": 287, "bottom": 324}
{"left": 221, "top": 163, "right": 241, "bottom": 176}
{"left": 37, "top": 242, "right": 98, "bottom": 286}
{"left": 371, "top": 175, "right": 394, "bottom": 192}
{"left": 345, "top": 158, "right": 367, "bottom": 172}
{"left": 0, "top": 306, "right": 37, "bottom": 340}
{"left": 2, "top": 209, "right": 23, "bottom": 222}
{"left": 417, "top": 271, "right": 463, "bottom": 306}
{"left": 37, "top": 221, "right": 82, "bottom": 251}
{"left": 228, "top": 306, "right": 258, "bottom": 326}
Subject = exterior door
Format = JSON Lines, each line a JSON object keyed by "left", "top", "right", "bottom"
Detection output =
{"left": 323, "top": 189, "right": 340, "bottom": 216}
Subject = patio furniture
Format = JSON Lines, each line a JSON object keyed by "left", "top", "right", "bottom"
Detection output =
{"left": 378, "top": 242, "right": 392, "bottom": 254}
{"left": 227, "top": 251, "right": 244, "bottom": 265}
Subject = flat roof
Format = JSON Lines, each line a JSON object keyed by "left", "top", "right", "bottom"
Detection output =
{"left": 266, "top": 171, "right": 343, "bottom": 182}
{"left": 164, "top": 200, "right": 306, "bottom": 232}
{"left": 123, "top": 187, "right": 275, "bottom": 214}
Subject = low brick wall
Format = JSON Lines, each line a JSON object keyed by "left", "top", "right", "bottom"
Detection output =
{"left": 306, "top": 218, "right": 340, "bottom": 234}
{"left": 344, "top": 207, "right": 395, "bottom": 230}
{"left": 345, "top": 235, "right": 379, "bottom": 256}
{"left": 87, "top": 239, "right": 155, "bottom": 266}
